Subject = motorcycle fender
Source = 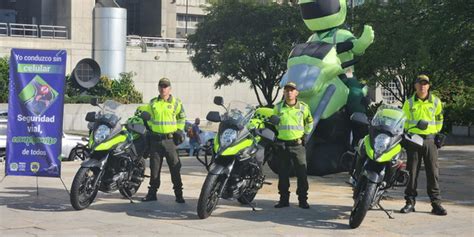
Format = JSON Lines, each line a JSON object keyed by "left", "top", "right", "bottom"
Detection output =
{"left": 209, "top": 163, "right": 232, "bottom": 176}
{"left": 362, "top": 169, "right": 383, "bottom": 184}
{"left": 81, "top": 155, "right": 108, "bottom": 169}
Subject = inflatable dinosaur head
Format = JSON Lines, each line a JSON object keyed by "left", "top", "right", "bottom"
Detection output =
{"left": 298, "top": 0, "right": 347, "bottom": 32}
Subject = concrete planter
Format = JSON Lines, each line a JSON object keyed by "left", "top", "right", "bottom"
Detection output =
{"left": 451, "top": 125, "right": 472, "bottom": 137}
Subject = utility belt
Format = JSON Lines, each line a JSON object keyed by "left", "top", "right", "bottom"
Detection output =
{"left": 277, "top": 138, "right": 303, "bottom": 147}
{"left": 149, "top": 132, "right": 174, "bottom": 141}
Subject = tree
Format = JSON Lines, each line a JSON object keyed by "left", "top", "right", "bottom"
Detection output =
{"left": 0, "top": 57, "right": 9, "bottom": 103}
{"left": 188, "top": 1, "right": 310, "bottom": 106}
{"left": 65, "top": 72, "right": 142, "bottom": 104}
{"left": 353, "top": 0, "right": 473, "bottom": 104}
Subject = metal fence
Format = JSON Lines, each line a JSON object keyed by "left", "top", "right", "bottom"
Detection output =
{"left": 0, "top": 23, "right": 7, "bottom": 36}
{"left": 0, "top": 22, "right": 68, "bottom": 39}
{"left": 39, "top": 25, "right": 68, "bottom": 39}
{"left": 126, "top": 35, "right": 189, "bottom": 51}
{"left": 9, "top": 23, "right": 38, "bottom": 38}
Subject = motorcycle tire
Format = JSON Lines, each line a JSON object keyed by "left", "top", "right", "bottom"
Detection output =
{"left": 237, "top": 191, "right": 257, "bottom": 204}
{"left": 70, "top": 167, "right": 100, "bottom": 210}
{"left": 68, "top": 146, "right": 87, "bottom": 161}
{"left": 119, "top": 158, "right": 146, "bottom": 198}
{"left": 349, "top": 178, "right": 377, "bottom": 229}
{"left": 197, "top": 174, "right": 224, "bottom": 219}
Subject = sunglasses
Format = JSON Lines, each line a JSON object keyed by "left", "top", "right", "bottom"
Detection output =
{"left": 158, "top": 84, "right": 169, "bottom": 88}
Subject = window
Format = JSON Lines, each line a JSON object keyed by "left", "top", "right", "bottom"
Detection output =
{"left": 382, "top": 80, "right": 401, "bottom": 104}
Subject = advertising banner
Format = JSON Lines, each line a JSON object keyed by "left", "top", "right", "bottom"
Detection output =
{"left": 6, "top": 49, "right": 67, "bottom": 177}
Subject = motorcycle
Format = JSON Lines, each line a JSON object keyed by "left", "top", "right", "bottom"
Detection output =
{"left": 197, "top": 96, "right": 279, "bottom": 219}
{"left": 70, "top": 98, "right": 149, "bottom": 210}
{"left": 348, "top": 105, "right": 428, "bottom": 228}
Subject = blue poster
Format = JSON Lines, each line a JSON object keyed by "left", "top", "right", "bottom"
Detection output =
{"left": 6, "top": 49, "right": 67, "bottom": 177}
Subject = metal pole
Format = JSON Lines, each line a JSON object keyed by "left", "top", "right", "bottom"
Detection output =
{"left": 185, "top": 0, "right": 188, "bottom": 36}
{"left": 351, "top": 0, "right": 354, "bottom": 31}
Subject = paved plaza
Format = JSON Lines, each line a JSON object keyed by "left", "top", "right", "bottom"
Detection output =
{"left": 0, "top": 145, "right": 473, "bottom": 236}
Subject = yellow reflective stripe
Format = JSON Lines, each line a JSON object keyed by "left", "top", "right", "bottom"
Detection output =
{"left": 278, "top": 125, "right": 304, "bottom": 131}
{"left": 408, "top": 97, "right": 414, "bottom": 120}
{"left": 149, "top": 121, "right": 177, "bottom": 125}
{"left": 407, "top": 120, "right": 440, "bottom": 125}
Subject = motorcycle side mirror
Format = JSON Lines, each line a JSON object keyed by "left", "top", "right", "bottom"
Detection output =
{"left": 268, "top": 115, "right": 280, "bottom": 126}
{"left": 213, "top": 96, "right": 224, "bottom": 106}
{"left": 140, "top": 111, "right": 151, "bottom": 121}
{"left": 350, "top": 112, "right": 369, "bottom": 125}
{"left": 206, "top": 111, "right": 221, "bottom": 123}
{"left": 85, "top": 112, "right": 96, "bottom": 122}
{"left": 255, "top": 128, "right": 275, "bottom": 142}
{"left": 416, "top": 120, "right": 428, "bottom": 130}
{"left": 90, "top": 97, "right": 99, "bottom": 106}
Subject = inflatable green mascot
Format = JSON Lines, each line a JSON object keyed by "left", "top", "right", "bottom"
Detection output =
{"left": 273, "top": 0, "right": 374, "bottom": 176}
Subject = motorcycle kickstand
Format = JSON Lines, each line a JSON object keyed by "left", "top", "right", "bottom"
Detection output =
{"left": 376, "top": 202, "right": 394, "bottom": 219}
{"left": 241, "top": 195, "right": 257, "bottom": 212}
{"left": 121, "top": 187, "right": 135, "bottom": 204}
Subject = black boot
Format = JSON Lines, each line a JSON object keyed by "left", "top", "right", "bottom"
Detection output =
{"left": 400, "top": 199, "right": 415, "bottom": 213}
{"left": 175, "top": 190, "right": 185, "bottom": 204}
{"left": 298, "top": 196, "right": 310, "bottom": 209}
{"left": 141, "top": 187, "right": 157, "bottom": 202}
{"left": 431, "top": 202, "right": 447, "bottom": 216}
{"left": 274, "top": 195, "right": 289, "bottom": 208}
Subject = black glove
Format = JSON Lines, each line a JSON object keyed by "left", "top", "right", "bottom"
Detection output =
{"left": 301, "top": 134, "right": 307, "bottom": 146}
{"left": 434, "top": 133, "right": 446, "bottom": 149}
{"left": 173, "top": 130, "right": 185, "bottom": 146}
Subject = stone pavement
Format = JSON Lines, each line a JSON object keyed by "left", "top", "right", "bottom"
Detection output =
{"left": 0, "top": 145, "right": 473, "bottom": 236}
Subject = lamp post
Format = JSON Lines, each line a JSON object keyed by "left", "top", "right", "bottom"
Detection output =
{"left": 185, "top": 0, "right": 189, "bottom": 36}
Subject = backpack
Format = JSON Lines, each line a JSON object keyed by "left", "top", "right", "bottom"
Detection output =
{"left": 187, "top": 126, "right": 195, "bottom": 138}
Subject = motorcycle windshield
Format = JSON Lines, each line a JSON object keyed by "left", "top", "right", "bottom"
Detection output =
{"left": 98, "top": 100, "right": 123, "bottom": 128}
{"left": 371, "top": 105, "right": 406, "bottom": 136}
{"left": 222, "top": 101, "right": 255, "bottom": 130}
{"left": 281, "top": 64, "right": 322, "bottom": 92}
{"left": 217, "top": 101, "right": 255, "bottom": 151}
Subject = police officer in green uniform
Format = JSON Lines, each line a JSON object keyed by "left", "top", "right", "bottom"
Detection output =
{"left": 401, "top": 75, "right": 447, "bottom": 215}
{"left": 142, "top": 78, "right": 187, "bottom": 203}
{"left": 273, "top": 82, "right": 314, "bottom": 209}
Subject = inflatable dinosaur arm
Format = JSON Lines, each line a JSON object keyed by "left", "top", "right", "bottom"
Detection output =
{"left": 351, "top": 25, "right": 375, "bottom": 55}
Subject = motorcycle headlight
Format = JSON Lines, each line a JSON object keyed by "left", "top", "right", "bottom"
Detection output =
{"left": 220, "top": 129, "right": 237, "bottom": 147}
{"left": 94, "top": 125, "right": 111, "bottom": 144}
{"left": 374, "top": 134, "right": 390, "bottom": 154}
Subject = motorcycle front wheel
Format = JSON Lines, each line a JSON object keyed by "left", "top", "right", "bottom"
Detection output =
{"left": 349, "top": 177, "right": 377, "bottom": 229}
{"left": 70, "top": 167, "right": 100, "bottom": 210}
{"left": 197, "top": 174, "right": 224, "bottom": 219}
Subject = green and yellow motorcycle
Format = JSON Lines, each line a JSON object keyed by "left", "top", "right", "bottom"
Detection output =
{"left": 197, "top": 96, "right": 279, "bottom": 219}
{"left": 70, "top": 99, "right": 149, "bottom": 210}
{"left": 348, "top": 105, "right": 427, "bottom": 228}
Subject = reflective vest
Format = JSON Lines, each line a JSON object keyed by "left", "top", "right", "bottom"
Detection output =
{"left": 402, "top": 94, "right": 443, "bottom": 135}
{"left": 147, "top": 95, "right": 186, "bottom": 134}
{"left": 274, "top": 100, "right": 313, "bottom": 141}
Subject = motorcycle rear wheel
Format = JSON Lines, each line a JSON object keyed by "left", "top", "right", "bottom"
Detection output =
{"left": 197, "top": 174, "right": 224, "bottom": 219}
{"left": 70, "top": 167, "right": 100, "bottom": 210}
{"left": 349, "top": 177, "right": 377, "bottom": 229}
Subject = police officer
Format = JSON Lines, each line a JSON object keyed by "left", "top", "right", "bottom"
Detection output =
{"left": 141, "top": 77, "right": 187, "bottom": 203}
{"left": 401, "top": 75, "right": 447, "bottom": 215}
{"left": 273, "top": 82, "right": 313, "bottom": 209}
